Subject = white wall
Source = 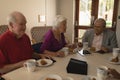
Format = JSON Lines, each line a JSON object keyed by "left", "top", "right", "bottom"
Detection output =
{"left": 0, "top": 0, "right": 56, "bottom": 39}
{"left": 57, "top": 0, "right": 74, "bottom": 43}
{"left": 46, "top": 0, "right": 56, "bottom": 26}
{"left": 116, "top": 0, "right": 120, "bottom": 47}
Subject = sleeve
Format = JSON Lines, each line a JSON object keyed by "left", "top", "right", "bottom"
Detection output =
{"left": 106, "top": 31, "right": 118, "bottom": 51}
{"left": 0, "top": 50, "right": 7, "bottom": 68}
{"left": 40, "top": 32, "right": 53, "bottom": 53}
{"left": 82, "top": 30, "right": 89, "bottom": 42}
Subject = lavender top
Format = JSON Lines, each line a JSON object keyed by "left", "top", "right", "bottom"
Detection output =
{"left": 40, "top": 29, "right": 66, "bottom": 53}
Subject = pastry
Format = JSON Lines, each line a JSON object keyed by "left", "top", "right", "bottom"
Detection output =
{"left": 90, "top": 47, "right": 96, "bottom": 52}
{"left": 46, "top": 78, "right": 56, "bottom": 80}
{"left": 40, "top": 59, "right": 47, "bottom": 65}
{"left": 111, "top": 57, "right": 119, "bottom": 62}
{"left": 92, "top": 78, "right": 96, "bottom": 80}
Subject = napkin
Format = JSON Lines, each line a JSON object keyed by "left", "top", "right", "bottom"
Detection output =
{"left": 66, "top": 58, "right": 88, "bottom": 75}
{"left": 83, "top": 50, "right": 91, "bottom": 54}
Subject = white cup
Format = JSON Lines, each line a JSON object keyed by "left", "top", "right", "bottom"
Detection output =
{"left": 61, "top": 47, "right": 69, "bottom": 56}
{"left": 113, "top": 48, "right": 120, "bottom": 58}
{"left": 24, "top": 59, "right": 36, "bottom": 72}
{"left": 97, "top": 66, "right": 108, "bottom": 80}
{"left": 83, "top": 42, "right": 88, "bottom": 50}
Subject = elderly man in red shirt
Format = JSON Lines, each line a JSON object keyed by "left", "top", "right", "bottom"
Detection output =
{"left": 0, "top": 11, "right": 46, "bottom": 74}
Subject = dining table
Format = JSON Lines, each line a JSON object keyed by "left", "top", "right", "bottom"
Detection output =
{"left": 2, "top": 52, "right": 120, "bottom": 80}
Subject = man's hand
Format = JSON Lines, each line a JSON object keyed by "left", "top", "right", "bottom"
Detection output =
{"left": 101, "top": 46, "right": 109, "bottom": 53}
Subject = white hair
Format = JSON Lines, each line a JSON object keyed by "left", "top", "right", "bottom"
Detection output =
{"left": 52, "top": 15, "right": 67, "bottom": 28}
{"left": 7, "top": 13, "right": 16, "bottom": 25}
{"left": 7, "top": 11, "right": 24, "bottom": 25}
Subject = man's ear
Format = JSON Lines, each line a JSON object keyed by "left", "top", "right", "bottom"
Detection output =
{"left": 9, "top": 22, "right": 14, "bottom": 28}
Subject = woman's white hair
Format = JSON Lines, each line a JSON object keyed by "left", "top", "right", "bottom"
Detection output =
{"left": 52, "top": 15, "right": 67, "bottom": 29}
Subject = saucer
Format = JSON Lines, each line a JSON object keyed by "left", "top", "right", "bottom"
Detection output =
{"left": 109, "top": 57, "right": 120, "bottom": 65}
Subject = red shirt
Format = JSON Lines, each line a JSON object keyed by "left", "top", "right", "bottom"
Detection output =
{"left": 0, "top": 31, "right": 33, "bottom": 67}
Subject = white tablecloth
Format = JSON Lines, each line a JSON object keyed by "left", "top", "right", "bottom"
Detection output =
{"left": 2, "top": 53, "right": 120, "bottom": 80}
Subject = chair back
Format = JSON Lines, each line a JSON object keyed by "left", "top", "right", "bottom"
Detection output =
{"left": 31, "top": 26, "right": 52, "bottom": 44}
{"left": 0, "top": 25, "right": 8, "bottom": 35}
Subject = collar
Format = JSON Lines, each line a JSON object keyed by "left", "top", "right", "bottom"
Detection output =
{"left": 94, "top": 32, "right": 103, "bottom": 36}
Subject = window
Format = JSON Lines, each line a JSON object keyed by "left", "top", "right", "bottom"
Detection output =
{"left": 74, "top": 0, "right": 119, "bottom": 42}
{"left": 79, "top": 0, "right": 92, "bottom": 26}
{"left": 98, "top": 0, "right": 114, "bottom": 27}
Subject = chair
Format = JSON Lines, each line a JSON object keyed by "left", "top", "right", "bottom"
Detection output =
{"left": 0, "top": 25, "right": 8, "bottom": 35}
{"left": 30, "top": 26, "right": 52, "bottom": 44}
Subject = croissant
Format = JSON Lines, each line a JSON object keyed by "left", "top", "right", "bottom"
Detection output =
{"left": 111, "top": 57, "right": 119, "bottom": 62}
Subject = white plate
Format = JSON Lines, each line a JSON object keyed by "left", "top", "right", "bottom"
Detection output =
{"left": 82, "top": 75, "right": 97, "bottom": 80}
{"left": 109, "top": 57, "right": 120, "bottom": 65}
{"left": 40, "top": 74, "right": 62, "bottom": 80}
{"left": 37, "top": 59, "right": 53, "bottom": 67}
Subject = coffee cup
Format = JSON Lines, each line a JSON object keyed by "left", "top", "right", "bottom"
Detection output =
{"left": 112, "top": 48, "right": 120, "bottom": 58}
{"left": 24, "top": 59, "right": 36, "bottom": 72}
{"left": 61, "top": 47, "right": 69, "bottom": 56}
{"left": 97, "top": 66, "right": 108, "bottom": 80}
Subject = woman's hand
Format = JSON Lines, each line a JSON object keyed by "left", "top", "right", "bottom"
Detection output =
{"left": 39, "top": 54, "right": 52, "bottom": 59}
{"left": 56, "top": 51, "right": 65, "bottom": 57}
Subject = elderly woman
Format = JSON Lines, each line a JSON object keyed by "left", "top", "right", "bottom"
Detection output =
{"left": 40, "top": 15, "right": 67, "bottom": 57}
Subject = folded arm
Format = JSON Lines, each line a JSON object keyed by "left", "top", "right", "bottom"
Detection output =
{"left": 0, "top": 60, "right": 25, "bottom": 74}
